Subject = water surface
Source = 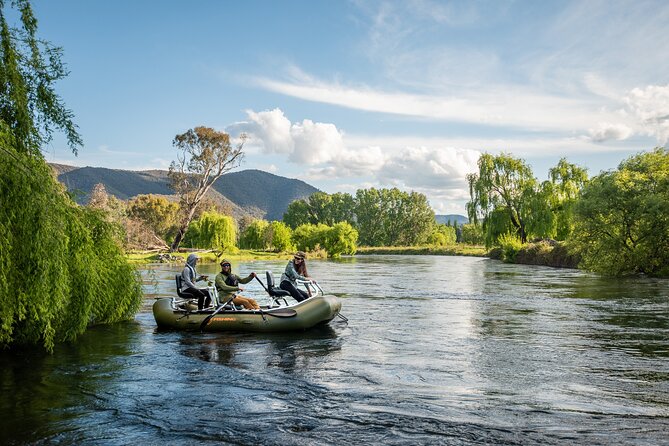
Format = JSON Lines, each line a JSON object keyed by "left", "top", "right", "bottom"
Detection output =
{"left": 1, "top": 256, "right": 668, "bottom": 445}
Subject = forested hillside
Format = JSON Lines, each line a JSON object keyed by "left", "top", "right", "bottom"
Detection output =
{"left": 51, "top": 165, "right": 319, "bottom": 220}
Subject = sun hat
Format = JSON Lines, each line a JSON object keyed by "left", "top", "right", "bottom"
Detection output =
{"left": 294, "top": 251, "right": 306, "bottom": 259}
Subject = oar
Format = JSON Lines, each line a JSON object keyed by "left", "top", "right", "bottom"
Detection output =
{"left": 199, "top": 294, "right": 237, "bottom": 331}
{"left": 264, "top": 308, "right": 297, "bottom": 318}
{"left": 254, "top": 275, "right": 269, "bottom": 293}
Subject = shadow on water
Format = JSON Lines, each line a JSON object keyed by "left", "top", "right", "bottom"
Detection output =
{"left": 177, "top": 324, "right": 342, "bottom": 373}
{"left": 0, "top": 321, "right": 144, "bottom": 444}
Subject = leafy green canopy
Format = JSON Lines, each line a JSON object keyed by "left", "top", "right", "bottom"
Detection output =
{"left": 185, "top": 210, "right": 236, "bottom": 253}
{"left": 283, "top": 188, "right": 434, "bottom": 247}
{"left": 573, "top": 148, "right": 669, "bottom": 277}
{"left": 0, "top": 1, "right": 142, "bottom": 351}
{"left": 0, "top": 0, "right": 81, "bottom": 155}
{"left": 0, "top": 143, "right": 142, "bottom": 351}
{"left": 292, "top": 222, "right": 358, "bottom": 258}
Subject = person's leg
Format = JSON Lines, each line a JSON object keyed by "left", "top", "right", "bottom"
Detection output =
{"left": 280, "top": 281, "right": 309, "bottom": 302}
{"left": 234, "top": 295, "right": 260, "bottom": 310}
{"left": 185, "top": 287, "right": 210, "bottom": 310}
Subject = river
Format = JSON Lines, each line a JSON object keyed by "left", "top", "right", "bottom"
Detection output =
{"left": 1, "top": 255, "right": 668, "bottom": 445}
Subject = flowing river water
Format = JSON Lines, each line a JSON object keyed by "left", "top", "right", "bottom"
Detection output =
{"left": 1, "top": 255, "right": 668, "bottom": 445}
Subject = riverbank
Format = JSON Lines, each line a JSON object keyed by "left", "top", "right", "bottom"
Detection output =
{"left": 126, "top": 249, "right": 305, "bottom": 264}
{"left": 355, "top": 244, "right": 487, "bottom": 257}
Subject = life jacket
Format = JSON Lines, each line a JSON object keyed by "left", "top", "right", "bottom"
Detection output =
{"left": 225, "top": 273, "right": 239, "bottom": 287}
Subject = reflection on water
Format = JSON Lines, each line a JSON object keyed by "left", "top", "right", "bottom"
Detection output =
{"left": 1, "top": 256, "right": 668, "bottom": 445}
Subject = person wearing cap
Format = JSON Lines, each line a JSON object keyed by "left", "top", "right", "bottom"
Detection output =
{"left": 214, "top": 260, "right": 260, "bottom": 310}
{"left": 180, "top": 253, "right": 211, "bottom": 310}
{"left": 279, "top": 251, "right": 316, "bottom": 302}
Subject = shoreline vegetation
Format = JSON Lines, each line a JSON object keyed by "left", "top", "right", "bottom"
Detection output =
{"left": 127, "top": 242, "right": 581, "bottom": 271}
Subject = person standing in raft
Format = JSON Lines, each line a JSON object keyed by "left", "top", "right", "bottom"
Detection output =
{"left": 279, "top": 251, "right": 316, "bottom": 302}
{"left": 214, "top": 259, "right": 260, "bottom": 310}
{"left": 181, "top": 253, "right": 211, "bottom": 310}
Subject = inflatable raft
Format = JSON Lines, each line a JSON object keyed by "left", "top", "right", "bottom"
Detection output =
{"left": 152, "top": 272, "right": 342, "bottom": 332}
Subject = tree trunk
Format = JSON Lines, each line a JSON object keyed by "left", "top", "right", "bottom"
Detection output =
{"left": 170, "top": 204, "right": 198, "bottom": 252}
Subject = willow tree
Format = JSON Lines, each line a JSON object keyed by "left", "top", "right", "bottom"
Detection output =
{"left": 467, "top": 153, "right": 538, "bottom": 245}
{"left": 0, "top": 1, "right": 142, "bottom": 351}
{"left": 549, "top": 158, "right": 588, "bottom": 240}
{"left": 168, "top": 126, "right": 245, "bottom": 251}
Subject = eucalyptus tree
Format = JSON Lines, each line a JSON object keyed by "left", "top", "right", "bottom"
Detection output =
{"left": 467, "top": 153, "right": 539, "bottom": 245}
{"left": 573, "top": 148, "right": 669, "bottom": 277}
{"left": 168, "top": 126, "right": 245, "bottom": 251}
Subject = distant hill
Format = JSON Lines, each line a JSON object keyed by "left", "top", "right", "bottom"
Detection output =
{"left": 435, "top": 214, "right": 469, "bottom": 225}
{"left": 51, "top": 165, "right": 320, "bottom": 221}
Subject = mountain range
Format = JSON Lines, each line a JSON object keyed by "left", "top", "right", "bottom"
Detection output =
{"left": 51, "top": 165, "right": 319, "bottom": 221}
{"left": 50, "top": 164, "right": 467, "bottom": 224}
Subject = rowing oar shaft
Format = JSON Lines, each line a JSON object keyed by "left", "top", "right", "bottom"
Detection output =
{"left": 254, "top": 275, "right": 269, "bottom": 293}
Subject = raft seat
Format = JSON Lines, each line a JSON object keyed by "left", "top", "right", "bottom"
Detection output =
{"left": 265, "top": 271, "right": 290, "bottom": 307}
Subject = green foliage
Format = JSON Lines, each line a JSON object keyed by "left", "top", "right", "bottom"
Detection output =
{"left": 0, "top": 144, "right": 142, "bottom": 352}
{"left": 265, "top": 221, "right": 295, "bottom": 252}
{"left": 291, "top": 222, "right": 358, "bottom": 258}
{"left": 427, "top": 224, "right": 456, "bottom": 246}
{"left": 127, "top": 194, "right": 179, "bottom": 240}
{"left": 573, "top": 148, "right": 669, "bottom": 277}
{"left": 283, "top": 191, "right": 355, "bottom": 229}
{"left": 292, "top": 223, "right": 330, "bottom": 252}
{"left": 549, "top": 158, "right": 589, "bottom": 240}
{"left": 498, "top": 232, "right": 523, "bottom": 263}
{"left": 0, "top": 1, "right": 82, "bottom": 155}
{"left": 322, "top": 222, "right": 358, "bottom": 258}
{"left": 460, "top": 223, "right": 484, "bottom": 245}
{"left": 467, "top": 153, "right": 538, "bottom": 244}
{"left": 239, "top": 219, "right": 270, "bottom": 250}
{"left": 355, "top": 188, "right": 434, "bottom": 246}
{"left": 185, "top": 210, "right": 236, "bottom": 252}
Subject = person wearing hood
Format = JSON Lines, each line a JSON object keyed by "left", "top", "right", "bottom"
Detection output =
{"left": 180, "top": 253, "right": 211, "bottom": 310}
{"left": 214, "top": 259, "right": 260, "bottom": 310}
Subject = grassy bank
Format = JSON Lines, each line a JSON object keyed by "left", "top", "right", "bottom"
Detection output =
{"left": 489, "top": 240, "right": 581, "bottom": 269}
{"left": 356, "top": 244, "right": 488, "bottom": 257}
{"left": 126, "top": 249, "right": 314, "bottom": 264}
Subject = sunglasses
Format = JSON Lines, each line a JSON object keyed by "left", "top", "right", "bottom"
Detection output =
{"left": 222, "top": 263, "right": 231, "bottom": 267}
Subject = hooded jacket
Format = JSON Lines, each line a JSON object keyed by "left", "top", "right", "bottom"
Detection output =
{"left": 181, "top": 254, "right": 201, "bottom": 291}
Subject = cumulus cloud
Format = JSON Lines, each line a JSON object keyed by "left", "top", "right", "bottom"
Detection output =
{"left": 624, "top": 84, "right": 669, "bottom": 144}
{"left": 377, "top": 146, "right": 480, "bottom": 196}
{"left": 290, "top": 119, "right": 345, "bottom": 164}
{"left": 231, "top": 108, "right": 293, "bottom": 153}
{"left": 587, "top": 122, "right": 633, "bottom": 142}
{"left": 228, "top": 108, "right": 345, "bottom": 164}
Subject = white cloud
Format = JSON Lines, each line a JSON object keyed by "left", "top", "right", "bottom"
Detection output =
{"left": 587, "top": 122, "right": 633, "bottom": 142}
{"left": 378, "top": 146, "right": 480, "bottom": 190}
{"left": 290, "top": 119, "right": 345, "bottom": 164}
{"left": 228, "top": 108, "right": 345, "bottom": 165}
{"left": 624, "top": 84, "right": 669, "bottom": 145}
{"left": 234, "top": 108, "right": 294, "bottom": 153}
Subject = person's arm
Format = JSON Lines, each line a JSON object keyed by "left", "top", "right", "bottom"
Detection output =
{"left": 215, "top": 273, "right": 238, "bottom": 293}
{"left": 238, "top": 272, "right": 256, "bottom": 285}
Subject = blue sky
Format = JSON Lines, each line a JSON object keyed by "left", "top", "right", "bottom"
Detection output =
{"left": 29, "top": 0, "right": 669, "bottom": 215}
